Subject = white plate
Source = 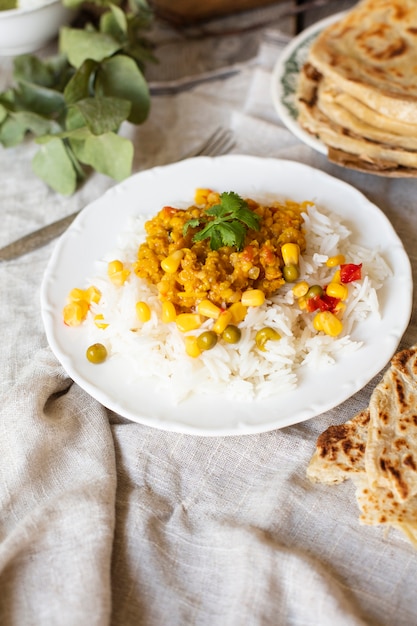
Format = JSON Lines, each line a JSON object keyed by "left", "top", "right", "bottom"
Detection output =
{"left": 41, "top": 155, "right": 412, "bottom": 436}
{"left": 271, "top": 12, "right": 346, "bottom": 155}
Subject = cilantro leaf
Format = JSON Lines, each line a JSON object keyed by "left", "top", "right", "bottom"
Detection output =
{"left": 183, "top": 217, "right": 202, "bottom": 236}
{"left": 183, "top": 191, "right": 261, "bottom": 251}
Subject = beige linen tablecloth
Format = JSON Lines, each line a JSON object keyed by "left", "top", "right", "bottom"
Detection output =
{"left": 1, "top": 6, "right": 417, "bottom": 625}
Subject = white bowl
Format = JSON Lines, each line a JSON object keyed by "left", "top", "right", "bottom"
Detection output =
{"left": 0, "top": 0, "right": 75, "bottom": 56}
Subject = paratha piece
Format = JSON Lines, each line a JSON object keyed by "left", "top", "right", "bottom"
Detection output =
{"left": 308, "top": 0, "right": 417, "bottom": 124}
{"left": 307, "top": 409, "right": 369, "bottom": 484}
{"left": 317, "top": 79, "right": 417, "bottom": 151}
{"left": 353, "top": 473, "right": 417, "bottom": 528}
{"left": 307, "top": 346, "right": 417, "bottom": 547}
{"left": 296, "top": 63, "right": 417, "bottom": 176}
{"left": 366, "top": 347, "right": 417, "bottom": 502}
{"left": 328, "top": 148, "right": 417, "bottom": 178}
{"left": 321, "top": 84, "right": 417, "bottom": 139}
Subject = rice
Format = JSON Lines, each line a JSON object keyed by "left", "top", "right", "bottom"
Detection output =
{"left": 84, "top": 201, "right": 391, "bottom": 403}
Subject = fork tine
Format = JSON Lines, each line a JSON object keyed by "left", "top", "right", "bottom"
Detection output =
{"left": 201, "top": 127, "right": 235, "bottom": 157}
{"left": 182, "top": 127, "right": 235, "bottom": 159}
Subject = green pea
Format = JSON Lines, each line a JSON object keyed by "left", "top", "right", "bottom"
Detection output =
{"left": 306, "top": 284, "right": 323, "bottom": 299}
{"left": 197, "top": 330, "right": 218, "bottom": 351}
{"left": 222, "top": 324, "right": 242, "bottom": 344}
{"left": 86, "top": 343, "right": 108, "bottom": 364}
{"left": 283, "top": 263, "right": 300, "bottom": 282}
{"left": 255, "top": 327, "right": 281, "bottom": 351}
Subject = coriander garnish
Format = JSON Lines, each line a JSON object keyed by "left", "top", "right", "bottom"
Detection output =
{"left": 183, "top": 191, "right": 261, "bottom": 251}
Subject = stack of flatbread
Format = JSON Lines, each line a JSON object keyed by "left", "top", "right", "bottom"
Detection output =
{"left": 296, "top": 0, "right": 417, "bottom": 176}
{"left": 307, "top": 345, "right": 417, "bottom": 547}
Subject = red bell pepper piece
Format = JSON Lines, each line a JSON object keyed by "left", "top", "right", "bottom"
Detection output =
{"left": 306, "top": 293, "right": 340, "bottom": 313}
{"left": 340, "top": 263, "right": 362, "bottom": 283}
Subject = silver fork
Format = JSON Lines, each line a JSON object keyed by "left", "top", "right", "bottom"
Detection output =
{"left": 0, "top": 127, "right": 235, "bottom": 262}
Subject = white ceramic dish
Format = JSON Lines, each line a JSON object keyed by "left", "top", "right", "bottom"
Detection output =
{"left": 41, "top": 155, "right": 412, "bottom": 436}
{"left": 271, "top": 12, "right": 346, "bottom": 156}
{"left": 0, "top": 0, "right": 74, "bottom": 56}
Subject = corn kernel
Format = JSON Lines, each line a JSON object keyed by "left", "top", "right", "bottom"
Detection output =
{"left": 229, "top": 302, "right": 247, "bottom": 324}
{"left": 292, "top": 281, "right": 309, "bottom": 298}
{"left": 313, "top": 311, "right": 343, "bottom": 337}
{"left": 194, "top": 188, "right": 211, "bottom": 205}
{"left": 334, "top": 301, "right": 346, "bottom": 315}
{"left": 326, "top": 254, "right": 346, "bottom": 268}
{"left": 63, "top": 300, "right": 89, "bottom": 327}
{"left": 297, "top": 296, "right": 307, "bottom": 310}
{"left": 108, "top": 260, "right": 124, "bottom": 276}
{"left": 331, "top": 269, "right": 341, "bottom": 284}
{"left": 86, "top": 286, "right": 101, "bottom": 304}
{"left": 94, "top": 314, "right": 108, "bottom": 329}
{"left": 221, "top": 288, "right": 240, "bottom": 303}
{"left": 136, "top": 301, "right": 151, "bottom": 323}
{"left": 161, "top": 250, "right": 184, "bottom": 274}
{"left": 161, "top": 301, "right": 177, "bottom": 323}
{"left": 108, "top": 260, "right": 130, "bottom": 286}
{"left": 109, "top": 270, "right": 130, "bottom": 286}
{"left": 281, "top": 243, "right": 300, "bottom": 266}
{"left": 176, "top": 313, "right": 202, "bottom": 332}
{"left": 184, "top": 335, "right": 202, "bottom": 358}
{"left": 326, "top": 283, "right": 349, "bottom": 301}
{"left": 207, "top": 191, "right": 221, "bottom": 204}
{"left": 197, "top": 299, "right": 221, "bottom": 319}
{"left": 68, "top": 287, "right": 87, "bottom": 302}
{"left": 212, "top": 310, "right": 232, "bottom": 334}
{"left": 241, "top": 289, "right": 265, "bottom": 307}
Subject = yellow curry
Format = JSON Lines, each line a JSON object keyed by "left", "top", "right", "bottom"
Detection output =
{"left": 134, "top": 189, "right": 307, "bottom": 312}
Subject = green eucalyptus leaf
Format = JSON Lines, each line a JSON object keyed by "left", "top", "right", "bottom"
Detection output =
{"left": 13, "top": 55, "right": 56, "bottom": 88}
{"left": 95, "top": 55, "right": 150, "bottom": 124}
{"left": 60, "top": 27, "right": 122, "bottom": 68}
{"left": 35, "top": 125, "right": 91, "bottom": 142}
{"left": 65, "top": 106, "right": 88, "bottom": 132}
{"left": 71, "top": 131, "right": 133, "bottom": 181}
{"left": 74, "top": 96, "right": 131, "bottom": 134}
{"left": 0, "top": 89, "right": 15, "bottom": 107}
{"left": 64, "top": 59, "right": 98, "bottom": 104}
{"left": 100, "top": 4, "right": 128, "bottom": 38}
{"left": 10, "top": 111, "right": 61, "bottom": 136}
{"left": 127, "top": 0, "right": 153, "bottom": 27}
{"left": 0, "top": 104, "right": 7, "bottom": 124}
{"left": 32, "top": 138, "right": 78, "bottom": 195}
{"left": 0, "top": 116, "right": 26, "bottom": 147}
{"left": 125, "top": 40, "right": 157, "bottom": 68}
{"left": 14, "top": 82, "right": 66, "bottom": 116}
{"left": 62, "top": 0, "right": 85, "bottom": 7}
{"left": 0, "top": 0, "right": 17, "bottom": 10}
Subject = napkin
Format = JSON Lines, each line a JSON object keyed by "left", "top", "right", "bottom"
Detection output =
{"left": 1, "top": 8, "right": 417, "bottom": 626}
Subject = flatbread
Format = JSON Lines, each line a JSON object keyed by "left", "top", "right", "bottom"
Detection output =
{"left": 321, "top": 85, "right": 417, "bottom": 139}
{"left": 307, "top": 346, "right": 417, "bottom": 547}
{"left": 317, "top": 79, "right": 417, "bottom": 151}
{"left": 308, "top": 0, "right": 417, "bottom": 124}
{"left": 296, "top": 63, "right": 417, "bottom": 176}
{"left": 327, "top": 148, "right": 417, "bottom": 178}
{"left": 307, "top": 409, "right": 369, "bottom": 484}
{"left": 366, "top": 347, "right": 417, "bottom": 502}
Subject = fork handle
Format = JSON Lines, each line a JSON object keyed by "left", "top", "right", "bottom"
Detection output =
{"left": 0, "top": 211, "right": 81, "bottom": 262}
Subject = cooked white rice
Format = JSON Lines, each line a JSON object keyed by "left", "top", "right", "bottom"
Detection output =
{"left": 84, "top": 202, "right": 391, "bottom": 403}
